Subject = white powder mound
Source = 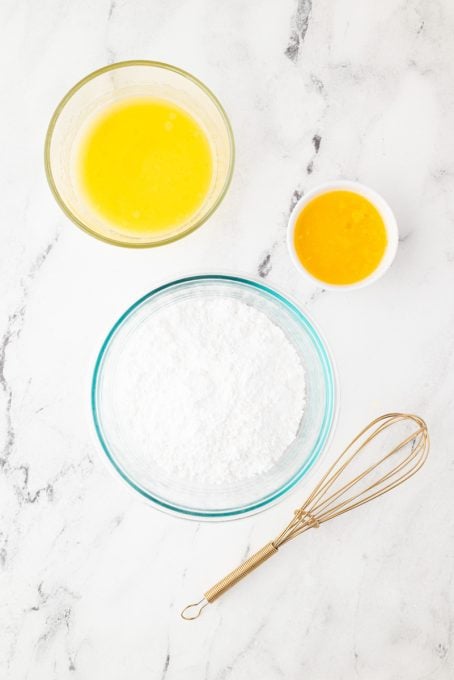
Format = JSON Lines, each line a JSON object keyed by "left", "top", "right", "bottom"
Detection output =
{"left": 113, "top": 296, "right": 306, "bottom": 485}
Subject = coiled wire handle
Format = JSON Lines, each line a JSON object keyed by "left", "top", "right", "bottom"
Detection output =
{"left": 181, "top": 542, "right": 278, "bottom": 620}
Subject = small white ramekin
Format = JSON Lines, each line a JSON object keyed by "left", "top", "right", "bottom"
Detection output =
{"left": 287, "top": 180, "right": 399, "bottom": 291}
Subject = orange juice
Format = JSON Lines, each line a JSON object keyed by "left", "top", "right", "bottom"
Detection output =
{"left": 77, "top": 97, "right": 213, "bottom": 235}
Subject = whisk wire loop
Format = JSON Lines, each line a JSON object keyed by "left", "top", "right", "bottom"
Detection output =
{"left": 275, "top": 414, "right": 428, "bottom": 546}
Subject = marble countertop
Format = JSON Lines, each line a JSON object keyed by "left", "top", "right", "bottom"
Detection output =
{"left": 1, "top": 1, "right": 454, "bottom": 678}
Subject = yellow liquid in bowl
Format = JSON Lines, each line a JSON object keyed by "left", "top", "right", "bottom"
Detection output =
{"left": 77, "top": 97, "right": 213, "bottom": 236}
{"left": 294, "top": 190, "right": 388, "bottom": 285}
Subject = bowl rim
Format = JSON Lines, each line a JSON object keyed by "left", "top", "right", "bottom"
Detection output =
{"left": 44, "top": 60, "right": 235, "bottom": 248}
{"left": 287, "top": 180, "right": 399, "bottom": 291}
{"left": 91, "top": 274, "right": 338, "bottom": 520}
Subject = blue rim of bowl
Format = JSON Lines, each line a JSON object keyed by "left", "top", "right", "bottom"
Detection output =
{"left": 91, "top": 274, "right": 336, "bottom": 519}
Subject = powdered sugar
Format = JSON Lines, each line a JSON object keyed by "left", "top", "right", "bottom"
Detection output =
{"left": 113, "top": 296, "right": 306, "bottom": 485}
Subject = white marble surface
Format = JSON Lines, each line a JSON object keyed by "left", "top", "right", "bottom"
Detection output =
{"left": 1, "top": 1, "right": 454, "bottom": 678}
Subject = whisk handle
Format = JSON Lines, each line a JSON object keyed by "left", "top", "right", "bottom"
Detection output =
{"left": 205, "top": 541, "right": 278, "bottom": 602}
{"left": 181, "top": 541, "right": 278, "bottom": 620}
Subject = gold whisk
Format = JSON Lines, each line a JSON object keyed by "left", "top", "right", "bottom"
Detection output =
{"left": 181, "top": 413, "right": 429, "bottom": 620}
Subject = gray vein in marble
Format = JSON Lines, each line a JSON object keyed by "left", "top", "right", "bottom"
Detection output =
{"left": 306, "top": 133, "right": 322, "bottom": 174}
{"left": 285, "top": 0, "right": 312, "bottom": 62}
{"left": 289, "top": 188, "right": 303, "bottom": 212}
{"left": 28, "top": 582, "right": 81, "bottom": 669}
{"left": 30, "top": 582, "right": 80, "bottom": 614}
{"left": 257, "top": 237, "right": 281, "bottom": 279}
{"left": 160, "top": 650, "right": 170, "bottom": 680}
{"left": 29, "top": 581, "right": 52, "bottom": 613}
{"left": 258, "top": 252, "right": 272, "bottom": 278}
{"left": 240, "top": 541, "right": 251, "bottom": 562}
{"left": 0, "top": 308, "right": 24, "bottom": 469}
{"left": 0, "top": 233, "right": 59, "bottom": 471}
{"left": 215, "top": 622, "right": 266, "bottom": 680}
{"left": 258, "top": 187, "right": 305, "bottom": 279}
{"left": 14, "top": 464, "right": 54, "bottom": 505}
{"left": 106, "top": 48, "right": 116, "bottom": 64}
{"left": 0, "top": 532, "right": 8, "bottom": 568}
{"left": 37, "top": 605, "right": 73, "bottom": 648}
{"left": 9, "top": 451, "right": 94, "bottom": 523}
{"left": 353, "top": 649, "right": 360, "bottom": 677}
{"left": 90, "top": 510, "right": 128, "bottom": 550}
{"left": 106, "top": 0, "right": 119, "bottom": 63}
{"left": 305, "top": 287, "right": 326, "bottom": 305}
{"left": 310, "top": 73, "right": 325, "bottom": 94}
{"left": 204, "top": 614, "right": 224, "bottom": 680}
{"left": 239, "top": 526, "right": 255, "bottom": 562}
{"left": 0, "top": 235, "right": 78, "bottom": 578}
{"left": 436, "top": 643, "right": 449, "bottom": 660}
{"left": 107, "top": 0, "right": 117, "bottom": 21}
{"left": 27, "top": 238, "right": 58, "bottom": 279}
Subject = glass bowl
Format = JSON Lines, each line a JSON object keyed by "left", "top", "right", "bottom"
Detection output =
{"left": 45, "top": 61, "right": 234, "bottom": 247}
{"left": 91, "top": 275, "right": 337, "bottom": 519}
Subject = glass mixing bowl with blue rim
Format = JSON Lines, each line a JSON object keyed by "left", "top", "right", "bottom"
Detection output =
{"left": 91, "top": 275, "right": 337, "bottom": 519}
